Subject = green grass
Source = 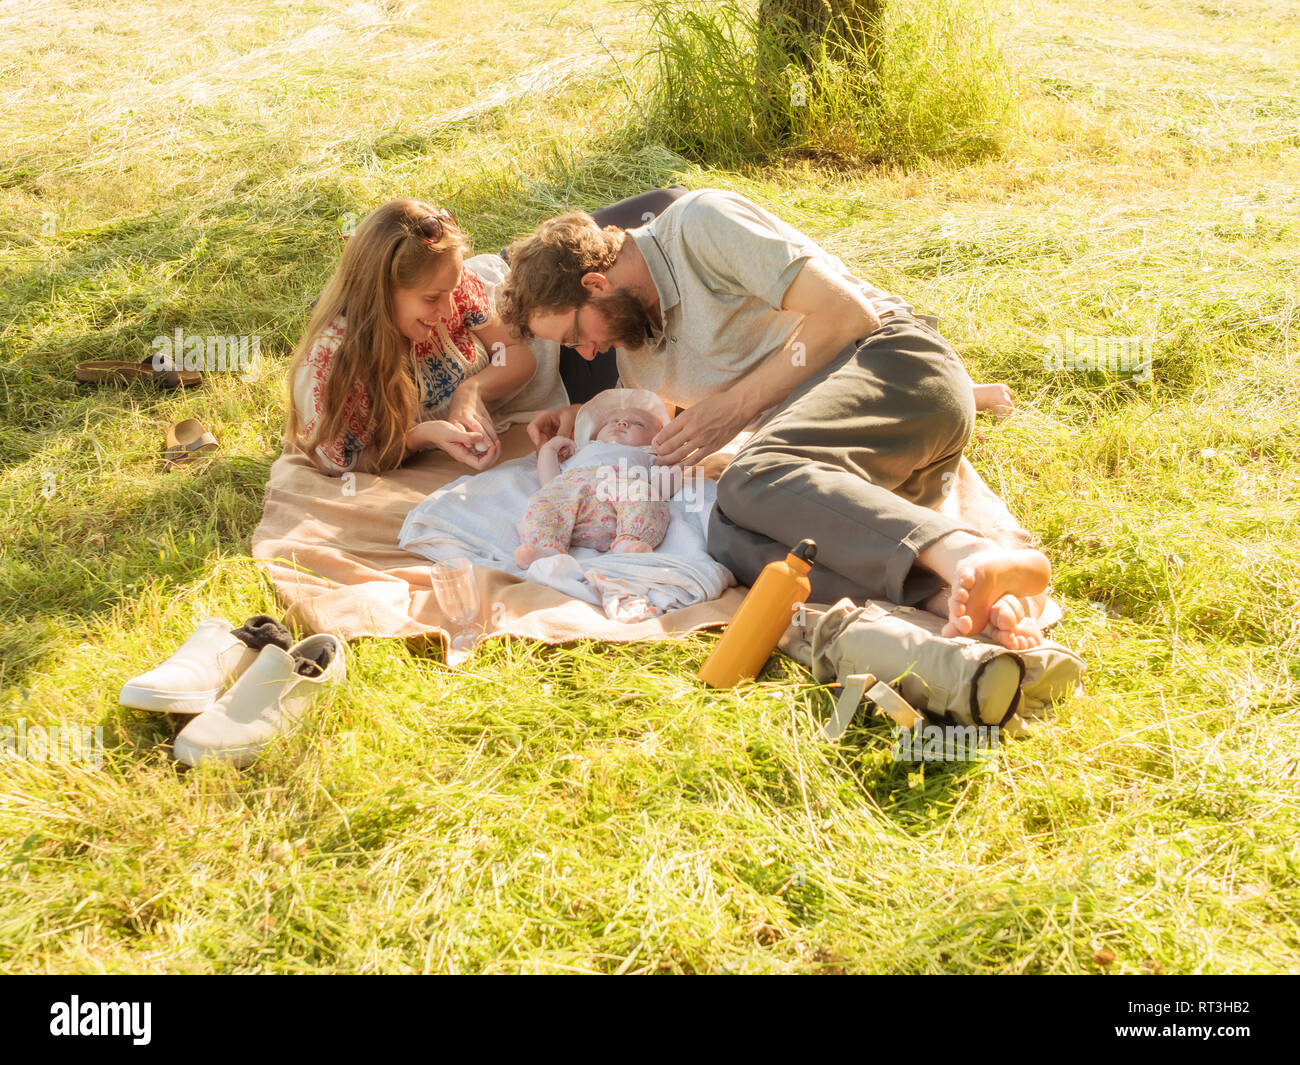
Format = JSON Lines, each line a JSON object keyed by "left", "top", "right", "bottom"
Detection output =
{"left": 629, "top": 0, "right": 1012, "bottom": 166}
{"left": 1, "top": 0, "right": 1298, "bottom": 973}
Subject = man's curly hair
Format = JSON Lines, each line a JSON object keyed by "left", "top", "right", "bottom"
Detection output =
{"left": 497, "top": 212, "right": 626, "bottom": 340}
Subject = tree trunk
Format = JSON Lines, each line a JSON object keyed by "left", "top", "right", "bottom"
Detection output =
{"left": 758, "top": 0, "right": 886, "bottom": 68}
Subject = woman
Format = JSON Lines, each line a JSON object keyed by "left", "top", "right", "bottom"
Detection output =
{"left": 286, "top": 199, "right": 539, "bottom": 475}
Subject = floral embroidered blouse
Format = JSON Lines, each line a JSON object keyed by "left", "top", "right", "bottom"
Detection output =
{"left": 292, "top": 265, "right": 493, "bottom": 472}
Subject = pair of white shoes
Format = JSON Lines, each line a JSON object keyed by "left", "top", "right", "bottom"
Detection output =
{"left": 119, "top": 618, "right": 346, "bottom": 768}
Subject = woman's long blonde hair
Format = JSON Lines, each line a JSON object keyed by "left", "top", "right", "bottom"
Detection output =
{"left": 287, "top": 199, "right": 468, "bottom": 471}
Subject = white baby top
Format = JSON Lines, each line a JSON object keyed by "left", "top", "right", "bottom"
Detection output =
{"left": 559, "top": 442, "right": 656, "bottom": 475}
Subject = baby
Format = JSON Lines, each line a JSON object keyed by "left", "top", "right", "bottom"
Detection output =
{"left": 515, "top": 390, "right": 675, "bottom": 568}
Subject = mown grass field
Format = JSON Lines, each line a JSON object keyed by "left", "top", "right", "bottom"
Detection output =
{"left": 1, "top": 0, "right": 1297, "bottom": 973}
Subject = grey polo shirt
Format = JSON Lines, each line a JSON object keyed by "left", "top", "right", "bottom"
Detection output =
{"left": 618, "top": 188, "right": 910, "bottom": 409}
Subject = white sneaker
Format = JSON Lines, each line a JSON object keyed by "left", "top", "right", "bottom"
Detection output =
{"left": 172, "top": 634, "right": 346, "bottom": 769}
{"left": 119, "top": 618, "right": 259, "bottom": 715}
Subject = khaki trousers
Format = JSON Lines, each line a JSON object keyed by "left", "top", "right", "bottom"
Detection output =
{"left": 708, "top": 314, "right": 977, "bottom": 605}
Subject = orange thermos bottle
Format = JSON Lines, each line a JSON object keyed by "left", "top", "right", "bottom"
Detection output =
{"left": 698, "top": 539, "right": 817, "bottom": 688}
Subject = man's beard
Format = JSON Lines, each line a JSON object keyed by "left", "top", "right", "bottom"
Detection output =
{"left": 588, "top": 288, "right": 655, "bottom": 351}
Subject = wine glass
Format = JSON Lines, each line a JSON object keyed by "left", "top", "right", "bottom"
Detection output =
{"left": 430, "top": 557, "right": 481, "bottom": 655}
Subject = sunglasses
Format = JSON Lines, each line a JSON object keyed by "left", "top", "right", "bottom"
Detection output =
{"left": 410, "top": 208, "right": 457, "bottom": 245}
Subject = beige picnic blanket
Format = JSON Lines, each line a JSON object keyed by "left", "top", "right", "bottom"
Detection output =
{"left": 250, "top": 426, "right": 1056, "bottom": 652}
{"left": 251, "top": 426, "right": 746, "bottom": 647}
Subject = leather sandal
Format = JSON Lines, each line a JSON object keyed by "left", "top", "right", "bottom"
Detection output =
{"left": 163, "top": 419, "right": 220, "bottom": 470}
{"left": 75, "top": 354, "right": 202, "bottom": 389}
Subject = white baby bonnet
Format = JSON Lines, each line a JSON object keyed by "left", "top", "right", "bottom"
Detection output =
{"left": 573, "top": 387, "right": 670, "bottom": 448}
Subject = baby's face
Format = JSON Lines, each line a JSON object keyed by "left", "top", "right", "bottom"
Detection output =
{"left": 595, "top": 408, "right": 660, "bottom": 446}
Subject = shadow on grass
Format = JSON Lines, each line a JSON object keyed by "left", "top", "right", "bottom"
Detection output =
{"left": 435, "top": 143, "right": 696, "bottom": 248}
{"left": 0, "top": 453, "right": 268, "bottom": 689}
{"left": 0, "top": 154, "right": 702, "bottom": 706}
{"left": 756, "top": 654, "right": 996, "bottom": 831}
{"left": 3, "top": 146, "right": 694, "bottom": 375}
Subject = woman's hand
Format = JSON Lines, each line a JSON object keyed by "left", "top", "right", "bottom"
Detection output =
{"left": 406, "top": 420, "right": 499, "bottom": 471}
{"left": 527, "top": 404, "right": 580, "bottom": 449}
{"left": 651, "top": 389, "right": 750, "bottom": 468}
{"left": 448, "top": 379, "right": 500, "bottom": 450}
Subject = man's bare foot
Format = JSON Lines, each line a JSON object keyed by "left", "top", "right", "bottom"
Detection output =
{"left": 925, "top": 587, "right": 1045, "bottom": 644}
{"left": 514, "top": 543, "right": 562, "bottom": 567}
{"left": 611, "top": 537, "right": 653, "bottom": 554}
{"left": 942, "top": 548, "right": 1051, "bottom": 642}
{"left": 972, "top": 382, "right": 1015, "bottom": 421}
{"left": 930, "top": 587, "right": 1044, "bottom": 650}
{"left": 981, "top": 594, "right": 1044, "bottom": 650}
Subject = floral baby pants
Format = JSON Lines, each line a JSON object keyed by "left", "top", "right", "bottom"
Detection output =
{"left": 518, "top": 466, "right": 671, "bottom": 554}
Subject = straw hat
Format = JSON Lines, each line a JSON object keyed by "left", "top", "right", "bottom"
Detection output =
{"left": 572, "top": 388, "right": 670, "bottom": 448}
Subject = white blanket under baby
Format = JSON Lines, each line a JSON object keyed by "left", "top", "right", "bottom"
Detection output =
{"left": 398, "top": 442, "right": 736, "bottom": 622}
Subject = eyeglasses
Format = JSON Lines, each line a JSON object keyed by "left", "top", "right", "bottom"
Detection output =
{"left": 565, "top": 306, "right": 582, "bottom": 349}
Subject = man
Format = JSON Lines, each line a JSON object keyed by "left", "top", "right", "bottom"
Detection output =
{"left": 497, "top": 188, "right": 1049, "bottom": 648}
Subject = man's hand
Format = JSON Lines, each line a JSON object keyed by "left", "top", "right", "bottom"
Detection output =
{"left": 651, "top": 389, "right": 750, "bottom": 468}
{"left": 527, "top": 404, "right": 580, "bottom": 449}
